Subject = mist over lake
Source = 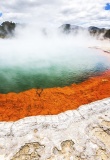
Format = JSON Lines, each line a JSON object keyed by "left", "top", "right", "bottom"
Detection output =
{"left": 0, "top": 26, "right": 110, "bottom": 93}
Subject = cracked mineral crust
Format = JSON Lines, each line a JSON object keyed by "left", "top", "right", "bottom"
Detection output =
{"left": 0, "top": 98, "right": 110, "bottom": 160}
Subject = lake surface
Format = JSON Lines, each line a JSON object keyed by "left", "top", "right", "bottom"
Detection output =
{"left": 0, "top": 47, "right": 110, "bottom": 93}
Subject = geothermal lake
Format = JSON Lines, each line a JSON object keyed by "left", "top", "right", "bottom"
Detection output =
{"left": 0, "top": 46, "right": 110, "bottom": 93}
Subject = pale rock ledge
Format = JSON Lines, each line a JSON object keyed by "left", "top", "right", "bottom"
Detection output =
{"left": 0, "top": 98, "right": 110, "bottom": 160}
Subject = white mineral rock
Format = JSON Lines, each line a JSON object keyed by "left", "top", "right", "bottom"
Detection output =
{"left": 0, "top": 98, "right": 110, "bottom": 160}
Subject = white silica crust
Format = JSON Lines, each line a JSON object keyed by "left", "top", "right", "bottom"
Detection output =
{"left": 0, "top": 98, "right": 110, "bottom": 160}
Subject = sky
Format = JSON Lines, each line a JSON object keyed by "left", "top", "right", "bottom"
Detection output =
{"left": 0, "top": 0, "right": 110, "bottom": 28}
{"left": 105, "top": 3, "right": 110, "bottom": 10}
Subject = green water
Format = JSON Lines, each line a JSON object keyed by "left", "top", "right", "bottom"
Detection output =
{"left": 0, "top": 47, "right": 110, "bottom": 93}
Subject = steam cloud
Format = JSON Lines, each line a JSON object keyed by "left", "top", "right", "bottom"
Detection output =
{"left": 0, "top": 25, "right": 105, "bottom": 66}
{"left": 0, "top": 24, "right": 110, "bottom": 93}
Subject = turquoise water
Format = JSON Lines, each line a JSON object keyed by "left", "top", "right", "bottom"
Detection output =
{"left": 0, "top": 47, "right": 110, "bottom": 93}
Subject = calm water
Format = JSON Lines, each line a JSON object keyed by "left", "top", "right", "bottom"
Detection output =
{"left": 0, "top": 47, "right": 110, "bottom": 93}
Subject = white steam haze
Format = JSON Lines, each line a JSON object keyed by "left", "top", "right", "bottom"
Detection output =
{"left": 0, "top": 25, "right": 92, "bottom": 68}
{"left": 0, "top": 24, "right": 110, "bottom": 93}
{"left": 0, "top": 24, "right": 108, "bottom": 66}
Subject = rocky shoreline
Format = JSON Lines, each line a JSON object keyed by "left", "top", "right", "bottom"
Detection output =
{"left": 90, "top": 43, "right": 110, "bottom": 55}
{"left": 0, "top": 70, "right": 110, "bottom": 121}
{"left": 0, "top": 98, "right": 110, "bottom": 160}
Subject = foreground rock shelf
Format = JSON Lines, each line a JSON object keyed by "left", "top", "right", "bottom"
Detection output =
{"left": 0, "top": 98, "right": 110, "bottom": 160}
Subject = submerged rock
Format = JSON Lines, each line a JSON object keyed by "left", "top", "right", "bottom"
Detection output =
{"left": 0, "top": 98, "right": 110, "bottom": 160}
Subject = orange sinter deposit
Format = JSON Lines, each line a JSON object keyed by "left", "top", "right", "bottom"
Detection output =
{"left": 0, "top": 70, "right": 110, "bottom": 121}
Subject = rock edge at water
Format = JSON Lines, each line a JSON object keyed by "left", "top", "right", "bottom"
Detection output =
{"left": 0, "top": 98, "right": 110, "bottom": 160}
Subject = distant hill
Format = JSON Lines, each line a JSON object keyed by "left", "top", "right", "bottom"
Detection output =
{"left": 59, "top": 24, "right": 84, "bottom": 34}
{"left": 0, "top": 21, "right": 110, "bottom": 39}
{"left": 60, "top": 24, "right": 110, "bottom": 39}
{"left": 0, "top": 21, "right": 16, "bottom": 38}
{"left": 104, "top": 29, "right": 110, "bottom": 39}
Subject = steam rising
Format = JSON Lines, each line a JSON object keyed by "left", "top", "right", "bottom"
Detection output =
{"left": 0, "top": 24, "right": 110, "bottom": 93}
